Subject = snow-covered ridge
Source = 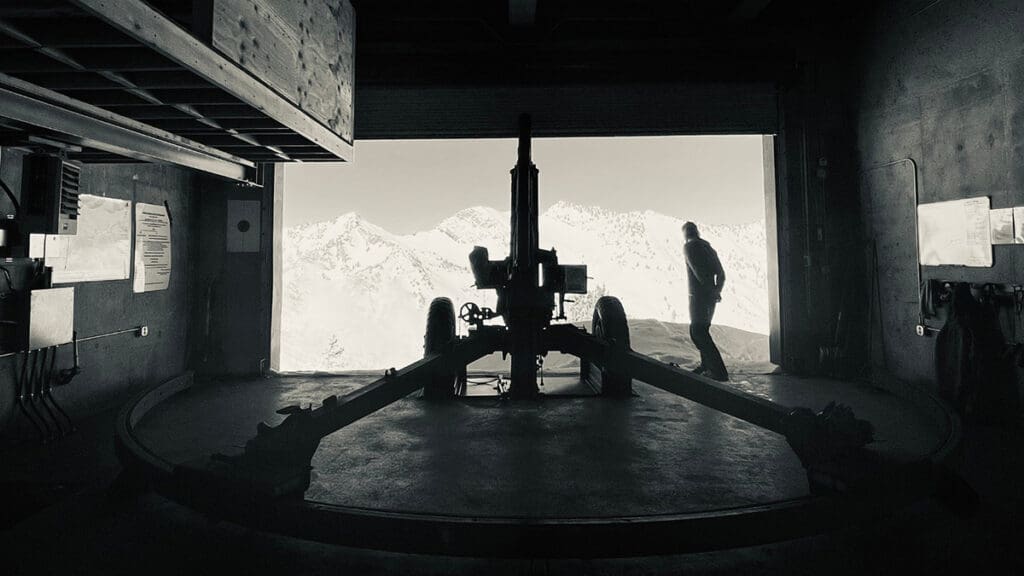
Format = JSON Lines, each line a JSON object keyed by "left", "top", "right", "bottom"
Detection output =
{"left": 281, "top": 202, "right": 768, "bottom": 371}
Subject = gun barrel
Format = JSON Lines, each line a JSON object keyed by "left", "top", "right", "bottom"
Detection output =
{"left": 518, "top": 114, "right": 531, "bottom": 165}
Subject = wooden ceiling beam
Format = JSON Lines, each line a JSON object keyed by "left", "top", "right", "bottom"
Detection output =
{"left": 71, "top": 0, "right": 352, "bottom": 160}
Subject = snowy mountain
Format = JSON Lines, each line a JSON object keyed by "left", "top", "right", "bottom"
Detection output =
{"left": 280, "top": 202, "right": 768, "bottom": 371}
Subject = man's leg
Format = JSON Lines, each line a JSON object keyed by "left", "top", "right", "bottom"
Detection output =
{"left": 689, "top": 296, "right": 712, "bottom": 374}
{"left": 689, "top": 320, "right": 711, "bottom": 371}
{"left": 690, "top": 297, "right": 728, "bottom": 381}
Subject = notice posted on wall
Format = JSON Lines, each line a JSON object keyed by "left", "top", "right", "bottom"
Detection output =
{"left": 990, "top": 208, "right": 1015, "bottom": 245}
{"left": 1014, "top": 207, "right": 1024, "bottom": 244}
{"left": 917, "top": 196, "right": 992, "bottom": 267}
{"left": 133, "top": 202, "right": 172, "bottom": 293}
{"left": 50, "top": 194, "right": 132, "bottom": 284}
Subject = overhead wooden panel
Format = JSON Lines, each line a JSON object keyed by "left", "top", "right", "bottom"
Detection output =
{"left": 61, "top": 0, "right": 354, "bottom": 162}
{"left": 206, "top": 0, "right": 354, "bottom": 143}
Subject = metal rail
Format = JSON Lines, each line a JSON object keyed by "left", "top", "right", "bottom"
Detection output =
{"left": 0, "top": 86, "right": 257, "bottom": 183}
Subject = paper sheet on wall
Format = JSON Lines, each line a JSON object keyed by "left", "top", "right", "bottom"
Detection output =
{"left": 989, "top": 208, "right": 1015, "bottom": 245}
{"left": 50, "top": 195, "right": 131, "bottom": 283}
{"left": 917, "top": 196, "right": 992, "bottom": 267}
{"left": 133, "top": 202, "right": 172, "bottom": 293}
{"left": 1014, "top": 207, "right": 1024, "bottom": 244}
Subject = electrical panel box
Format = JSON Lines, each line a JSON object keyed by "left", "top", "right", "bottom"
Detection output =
{"left": 27, "top": 287, "right": 74, "bottom": 349}
{"left": 0, "top": 284, "right": 72, "bottom": 352}
{"left": 22, "top": 154, "right": 81, "bottom": 236}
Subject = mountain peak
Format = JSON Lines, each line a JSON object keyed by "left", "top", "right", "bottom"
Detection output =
{"left": 543, "top": 201, "right": 613, "bottom": 223}
{"left": 444, "top": 205, "right": 505, "bottom": 223}
{"left": 435, "top": 206, "right": 509, "bottom": 242}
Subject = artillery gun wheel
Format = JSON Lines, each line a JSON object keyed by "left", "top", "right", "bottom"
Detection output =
{"left": 582, "top": 296, "right": 632, "bottom": 397}
{"left": 423, "top": 297, "right": 463, "bottom": 399}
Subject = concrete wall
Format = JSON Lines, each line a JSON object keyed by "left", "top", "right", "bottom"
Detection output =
{"left": 189, "top": 166, "right": 275, "bottom": 377}
{"left": 0, "top": 151, "right": 278, "bottom": 438}
{"left": 0, "top": 154, "right": 196, "bottom": 437}
{"left": 853, "top": 0, "right": 1024, "bottom": 386}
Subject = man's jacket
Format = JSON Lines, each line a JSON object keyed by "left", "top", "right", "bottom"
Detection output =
{"left": 684, "top": 238, "right": 725, "bottom": 299}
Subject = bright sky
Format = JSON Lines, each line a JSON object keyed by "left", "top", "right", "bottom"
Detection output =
{"left": 283, "top": 135, "right": 766, "bottom": 234}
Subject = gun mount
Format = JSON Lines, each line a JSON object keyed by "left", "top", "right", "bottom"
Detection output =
{"left": 146, "top": 114, "right": 973, "bottom": 556}
{"left": 453, "top": 115, "right": 588, "bottom": 398}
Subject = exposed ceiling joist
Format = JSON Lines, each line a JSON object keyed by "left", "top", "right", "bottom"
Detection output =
{"left": 69, "top": 0, "right": 352, "bottom": 160}
{"left": 0, "top": 80, "right": 256, "bottom": 182}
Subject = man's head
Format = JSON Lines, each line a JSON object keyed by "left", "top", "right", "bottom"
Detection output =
{"left": 682, "top": 221, "right": 699, "bottom": 240}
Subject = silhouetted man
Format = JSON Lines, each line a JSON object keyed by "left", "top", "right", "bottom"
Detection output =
{"left": 682, "top": 222, "right": 728, "bottom": 381}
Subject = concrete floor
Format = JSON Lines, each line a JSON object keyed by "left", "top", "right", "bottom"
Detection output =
{"left": 132, "top": 369, "right": 943, "bottom": 517}
{"left": 2, "top": 369, "right": 1022, "bottom": 575}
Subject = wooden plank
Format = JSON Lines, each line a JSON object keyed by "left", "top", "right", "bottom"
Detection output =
{"left": 119, "top": 87, "right": 241, "bottom": 105}
{"left": 0, "top": 4, "right": 81, "bottom": 19}
{"left": 63, "top": 88, "right": 153, "bottom": 106}
{"left": 188, "top": 133, "right": 312, "bottom": 147}
{"left": 124, "top": 70, "right": 211, "bottom": 89}
{"left": 0, "top": 19, "right": 139, "bottom": 48}
{"left": 0, "top": 49, "right": 78, "bottom": 72}
{"left": 61, "top": 47, "right": 181, "bottom": 71}
{"left": 191, "top": 104, "right": 266, "bottom": 119}
{"left": 7, "top": 70, "right": 122, "bottom": 90}
{"left": 209, "top": 0, "right": 354, "bottom": 143}
{"left": 70, "top": 0, "right": 352, "bottom": 160}
{"left": 146, "top": 117, "right": 287, "bottom": 133}
{"left": 12, "top": 70, "right": 211, "bottom": 91}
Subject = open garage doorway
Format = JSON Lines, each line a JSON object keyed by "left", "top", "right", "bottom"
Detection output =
{"left": 275, "top": 136, "right": 775, "bottom": 376}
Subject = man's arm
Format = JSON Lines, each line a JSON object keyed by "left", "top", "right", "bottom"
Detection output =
{"left": 710, "top": 247, "right": 725, "bottom": 291}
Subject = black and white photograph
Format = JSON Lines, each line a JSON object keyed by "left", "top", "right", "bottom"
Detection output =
{"left": 0, "top": 1, "right": 1020, "bottom": 574}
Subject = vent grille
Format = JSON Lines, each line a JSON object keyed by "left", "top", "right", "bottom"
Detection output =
{"left": 59, "top": 162, "right": 81, "bottom": 221}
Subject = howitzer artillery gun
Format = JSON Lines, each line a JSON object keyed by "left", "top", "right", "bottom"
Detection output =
{"left": 424, "top": 114, "right": 621, "bottom": 400}
{"left": 154, "top": 114, "right": 972, "bottom": 555}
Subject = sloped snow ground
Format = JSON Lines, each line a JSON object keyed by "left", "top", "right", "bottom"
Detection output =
{"left": 281, "top": 203, "right": 768, "bottom": 371}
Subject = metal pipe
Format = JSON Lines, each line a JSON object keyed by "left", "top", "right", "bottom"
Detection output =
{"left": 860, "top": 158, "right": 922, "bottom": 326}
{"left": 40, "top": 346, "right": 69, "bottom": 436}
{"left": 25, "top": 350, "right": 52, "bottom": 441}
{"left": 45, "top": 345, "right": 74, "bottom": 432}
{"left": 78, "top": 326, "right": 139, "bottom": 343}
{"left": 15, "top": 350, "right": 46, "bottom": 440}
{"left": 34, "top": 347, "right": 62, "bottom": 439}
{"left": 33, "top": 349, "right": 57, "bottom": 440}
{"left": 0, "top": 325, "right": 142, "bottom": 359}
